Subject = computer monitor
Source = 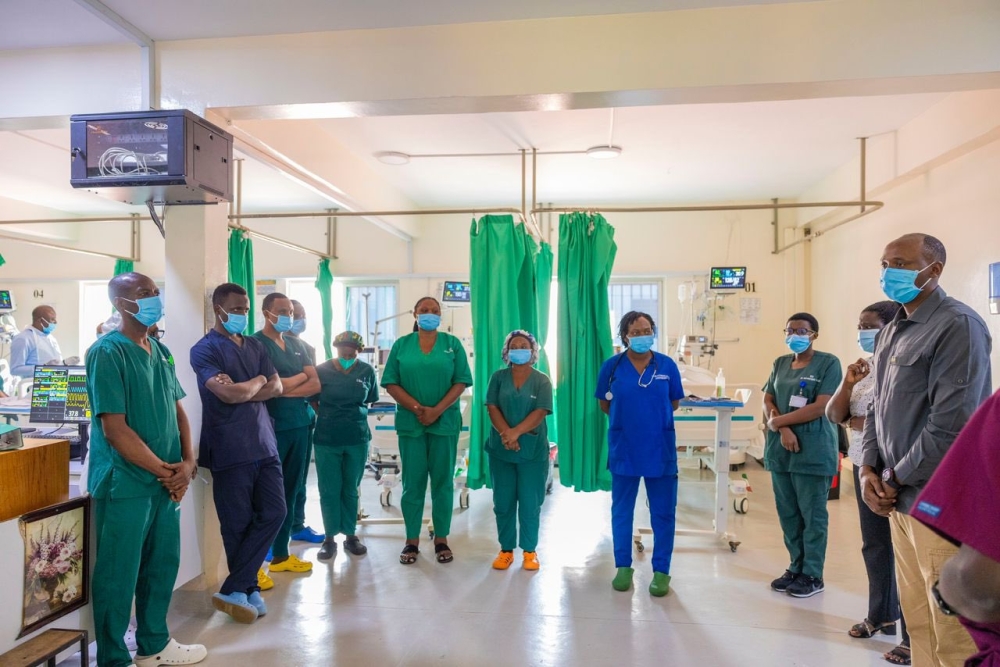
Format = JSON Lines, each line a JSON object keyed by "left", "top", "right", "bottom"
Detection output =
{"left": 30, "top": 366, "right": 91, "bottom": 424}
{"left": 709, "top": 267, "right": 747, "bottom": 290}
{"left": 442, "top": 281, "right": 471, "bottom": 303}
{"left": 0, "top": 289, "right": 15, "bottom": 312}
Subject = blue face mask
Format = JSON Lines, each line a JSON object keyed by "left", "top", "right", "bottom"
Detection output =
{"left": 41, "top": 320, "right": 57, "bottom": 336}
{"left": 417, "top": 314, "right": 441, "bottom": 331}
{"left": 858, "top": 329, "right": 878, "bottom": 354}
{"left": 338, "top": 357, "right": 357, "bottom": 370}
{"left": 881, "top": 266, "right": 932, "bottom": 304}
{"left": 629, "top": 335, "right": 655, "bottom": 354}
{"left": 267, "top": 312, "right": 294, "bottom": 333}
{"left": 508, "top": 349, "right": 532, "bottom": 366}
{"left": 786, "top": 334, "right": 812, "bottom": 354}
{"left": 221, "top": 311, "right": 247, "bottom": 335}
{"left": 290, "top": 319, "right": 306, "bottom": 335}
{"left": 122, "top": 295, "right": 163, "bottom": 328}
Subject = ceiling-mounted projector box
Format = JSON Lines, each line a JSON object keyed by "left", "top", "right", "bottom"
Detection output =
{"left": 70, "top": 109, "right": 233, "bottom": 205}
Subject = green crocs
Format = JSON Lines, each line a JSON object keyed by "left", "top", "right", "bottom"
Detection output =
{"left": 649, "top": 572, "right": 671, "bottom": 597}
{"left": 612, "top": 567, "right": 635, "bottom": 592}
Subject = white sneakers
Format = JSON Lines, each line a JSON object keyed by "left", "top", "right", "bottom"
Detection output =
{"left": 134, "top": 638, "right": 208, "bottom": 666}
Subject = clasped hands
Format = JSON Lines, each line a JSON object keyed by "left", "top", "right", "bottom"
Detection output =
{"left": 499, "top": 427, "right": 522, "bottom": 452}
{"left": 413, "top": 404, "right": 443, "bottom": 427}
{"left": 767, "top": 409, "right": 801, "bottom": 453}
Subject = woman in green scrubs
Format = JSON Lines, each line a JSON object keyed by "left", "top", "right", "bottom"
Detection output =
{"left": 485, "top": 330, "right": 552, "bottom": 571}
{"left": 313, "top": 331, "right": 379, "bottom": 561}
{"left": 763, "top": 312, "right": 843, "bottom": 599}
{"left": 381, "top": 297, "right": 473, "bottom": 565}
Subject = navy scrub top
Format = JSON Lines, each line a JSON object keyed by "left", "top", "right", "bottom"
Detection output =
{"left": 595, "top": 351, "right": 686, "bottom": 477}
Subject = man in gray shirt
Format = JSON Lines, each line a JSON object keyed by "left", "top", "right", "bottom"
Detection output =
{"left": 860, "top": 233, "right": 992, "bottom": 667}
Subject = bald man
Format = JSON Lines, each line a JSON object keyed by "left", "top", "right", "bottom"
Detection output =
{"left": 86, "top": 272, "right": 206, "bottom": 667}
{"left": 860, "top": 233, "right": 992, "bottom": 666}
{"left": 10, "top": 304, "right": 63, "bottom": 378}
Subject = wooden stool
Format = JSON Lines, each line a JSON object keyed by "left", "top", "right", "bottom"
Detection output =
{"left": 0, "top": 628, "right": 89, "bottom": 666}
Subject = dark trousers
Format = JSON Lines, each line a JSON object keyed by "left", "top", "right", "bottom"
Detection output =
{"left": 853, "top": 465, "right": 909, "bottom": 643}
{"left": 212, "top": 456, "right": 286, "bottom": 595}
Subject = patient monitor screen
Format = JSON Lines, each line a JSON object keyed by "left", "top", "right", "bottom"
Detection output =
{"left": 710, "top": 267, "right": 747, "bottom": 290}
{"left": 30, "top": 366, "right": 91, "bottom": 424}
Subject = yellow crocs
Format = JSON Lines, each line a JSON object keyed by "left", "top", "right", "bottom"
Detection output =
{"left": 269, "top": 555, "right": 313, "bottom": 573}
{"left": 257, "top": 568, "right": 274, "bottom": 591}
{"left": 492, "top": 551, "right": 515, "bottom": 570}
{"left": 522, "top": 552, "right": 540, "bottom": 571}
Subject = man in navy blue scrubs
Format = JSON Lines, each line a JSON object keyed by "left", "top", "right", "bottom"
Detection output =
{"left": 190, "top": 283, "right": 286, "bottom": 624}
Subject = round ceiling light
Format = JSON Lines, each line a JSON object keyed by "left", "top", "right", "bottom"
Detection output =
{"left": 586, "top": 145, "right": 623, "bottom": 160}
{"left": 375, "top": 151, "right": 411, "bottom": 165}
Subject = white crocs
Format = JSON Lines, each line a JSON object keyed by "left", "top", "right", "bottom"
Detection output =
{"left": 134, "top": 638, "right": 208, "bottom": 666}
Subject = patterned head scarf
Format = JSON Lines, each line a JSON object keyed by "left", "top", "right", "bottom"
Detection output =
{"left": 501, "top": 329, "right": 539, "bottom": 366}
{"left": 333, "top": 331, "right": 365, "bottom": 350}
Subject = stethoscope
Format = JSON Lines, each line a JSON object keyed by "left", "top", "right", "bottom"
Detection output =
{"left": 604, "top": 352, "right": 657, "bottom": 401}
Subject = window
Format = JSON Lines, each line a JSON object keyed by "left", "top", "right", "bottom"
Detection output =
{"left": 79, "top": 281, "right": 112, "bottom": 358}
{"left": 346, "top": 285, "right": 398, "bottom": 351}
{"left": 286, "top": 279, "right": 333, "bottom": 362}
{"left": 608, "top": 282, "right": 662, "bottom": 348}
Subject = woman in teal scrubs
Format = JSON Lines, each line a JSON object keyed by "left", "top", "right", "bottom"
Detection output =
{"left": 381, "top": 297, "right": 473, "bottom": 565}
{"left": 596, "top": 311, "right": 686, "bottom": 597}
{"left": 485, "top": 330, "right": 553, "bottom": 571}
{"left": 313, "top": 331, "right": 379, "bottom": 561}
{"left": 763, "top": 312, "right": 843, "bottom": 599}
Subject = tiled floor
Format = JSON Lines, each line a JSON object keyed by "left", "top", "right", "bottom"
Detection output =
{"left": 67, "top": 458, "right": 904, "bottom": 666}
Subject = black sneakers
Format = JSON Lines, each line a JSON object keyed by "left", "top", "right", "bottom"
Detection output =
{"left": 787, "top": 575, "right": 825, "bottom": 598}
{"left": 771, "top": 570, "right": 799, "bottom": 592}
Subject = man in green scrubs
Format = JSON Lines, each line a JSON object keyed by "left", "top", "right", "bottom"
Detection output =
{"left": 313, "top": 331, "right": 380, "bottom": 560}
{"left": 381, "top": 297, "right": 473, "bottom": 564}
{"left": 252, "top": 292, "right": 320, "bottom": 573}
{"left": 87, "top": 272, "right": 207, "bottom": 667}
{"left": 287, "top": 299, "right": 324, "bottom": 544}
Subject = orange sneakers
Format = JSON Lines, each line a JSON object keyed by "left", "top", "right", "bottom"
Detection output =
{"left": 492, "top": 551, "right": 515, "bottom": 570}
{"left": 522, "top": 552, "right": 540, "bottom": 571}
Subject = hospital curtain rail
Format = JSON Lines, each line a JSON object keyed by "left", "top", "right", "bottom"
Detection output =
{"left": 556, "top": 212, "right": 617, "bottom": 492}
{"left": 227, "top": 227, "right": 256, "bottom": 332}
{"left": 468, "top": 214, "right": 542, "bottom": 490}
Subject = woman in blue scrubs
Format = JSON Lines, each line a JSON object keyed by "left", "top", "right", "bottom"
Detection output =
{"left": 596, "top": 311, "right": 685, "bottom": 597}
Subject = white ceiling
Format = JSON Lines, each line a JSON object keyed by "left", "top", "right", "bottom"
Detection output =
{"left": 0, "top": 0, "right": 819, "bottom": 50}
{"left": 314, "top": 93, "right": 948, "bottom": 207}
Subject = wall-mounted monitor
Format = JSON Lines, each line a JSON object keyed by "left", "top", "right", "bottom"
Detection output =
{"left": 710, "top": 267, "right": 747, "bottom": 290}
{"left": 442, "top": 281, "right": 471, "bottom": 303}
{"left": 0, "top": 290, "right": 14, "bottom": 312}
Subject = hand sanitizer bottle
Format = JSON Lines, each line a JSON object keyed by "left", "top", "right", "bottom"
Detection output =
{"left": 715, "top": 368, "right": 726, "bottom": 399}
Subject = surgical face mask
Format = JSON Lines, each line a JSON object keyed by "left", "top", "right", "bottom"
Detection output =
{"left": 628, "top": 335, "right": 655, "bottom": 354}
{"left": 290, "top": 318, "right": 307, "bottom": 335}
{"left": 417, "top": 314, "right": 441, "bottom": 331}
{"left": 41, "top": 319, "right": 57, "bottom": 336}
{"left": 786, "top": 334, "right": 812, "bottom": 354}
{"left": 338, "top": 358, "right": 357, "bottom": 370}
{"left": 508, "top": 349, "right": 532, "bottom": 366}
{"left": 221, "top": 311, "right": 247, "bottom": 335}
{"left": 266, "top": 311, "right": 293, "bottom": 333}
{"left": 881, "top": 266, "right": 932, "bottom": 304}
{"left": 858, "top": 329, "right": 878, "bottom": 354}
{"left": 121, "top": 295, "right": 163, "bottom": 328}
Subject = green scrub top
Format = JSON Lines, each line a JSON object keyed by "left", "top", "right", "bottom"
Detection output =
{"left": 314, "top": 360, "right": 380, "bottom": 448}
{"left": 763, "top": 350, "right": 843, "bottom": 476}
{"left": 253, "top": 332, "right": 314, "bottom": 431}
{"left": 380, "top": 332, "right": 473, "bottom": 437}
{"left": 485, "top": 367, "right": 553, "bottom": 463}
{"left": 85, "top": 331, "right": 186, "bottom": 499}
{"left": 291, "top": 335, "right": 318, "bottom": 423}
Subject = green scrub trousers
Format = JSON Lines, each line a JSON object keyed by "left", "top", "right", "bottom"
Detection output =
{"left": 271, "top": 426, "right": 310, "bottom": 559}
{"left": 314, "top": 444, "right": 367, "bottom": 536}
{"left": 399, "top": 433, "right": 459, "bottom": 540}
{"left": 489, "top": 454, "right": 548, "bottom": 552}
{"left": 92, "top": 491, "right": 179, "bottom": 667}
{"left": 771, "top": 472, "right": 832, "bottom": 580}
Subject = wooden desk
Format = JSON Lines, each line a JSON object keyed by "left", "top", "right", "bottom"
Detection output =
{"left": 0, "top": 628, "right": 88, "bottom": 666}
{"left": 0, "top": 439, "right": 69, "bottom": 522}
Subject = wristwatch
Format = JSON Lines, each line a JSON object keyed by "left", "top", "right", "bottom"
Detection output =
{"left": 932, "top": 580, "right": 958, "bottom": 616}
{"left": 881, "top": 468, "right": 902, "bottom": 491}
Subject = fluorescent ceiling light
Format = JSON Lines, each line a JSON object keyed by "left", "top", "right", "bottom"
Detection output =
{"left": 586, "top": 145, "right": 623, "bottom": 160}
{"left": 375, "top": 151, "right": 411, "bottom": 165}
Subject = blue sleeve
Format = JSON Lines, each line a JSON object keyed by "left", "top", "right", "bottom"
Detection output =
{"left": 190, "top": 339, "right": 223, "bottom": 387}
{"left": 595, "top": 357, "right": 614, "bottom": 400}
{"left": 9, "top": 332, "right": 34, "bottom": 378}
{"left": 667, "top": 358, "right": 685, "bottom": 402}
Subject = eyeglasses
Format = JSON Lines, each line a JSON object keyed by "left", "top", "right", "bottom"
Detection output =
{"left": 151, "top": 330, "right": 165, "bottom": 340}
{"left": 783, "top": 328, "right": 815, "bottom": 336}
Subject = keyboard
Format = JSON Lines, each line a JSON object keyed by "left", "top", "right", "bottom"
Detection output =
{"left": 24, "top": 432, "right": 82, "bottom": 446}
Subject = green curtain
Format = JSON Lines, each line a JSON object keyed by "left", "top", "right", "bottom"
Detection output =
{"left": 0, "top": 252, "right": 6, "bottom": 268}
{"left": 315, "top": 258, "right": 334, "bottom": 362}
{"left": 227, "top": 228, "right": 256, "bottom": 332}
{"left": 534, "top": 242, "right": 556, "bottom": 443}
{"left": 113, "top": 259, "right": 133, "bottom": 276}
{"left": 469, "top": 214, "right": 540, "bottom": 489}
{"left": 556, "top": 212, "right": 617, "bottom": 492}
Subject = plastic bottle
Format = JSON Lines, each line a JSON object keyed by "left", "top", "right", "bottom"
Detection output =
{"left": 715, "top": 368, "right": 726, "bottom": 399}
